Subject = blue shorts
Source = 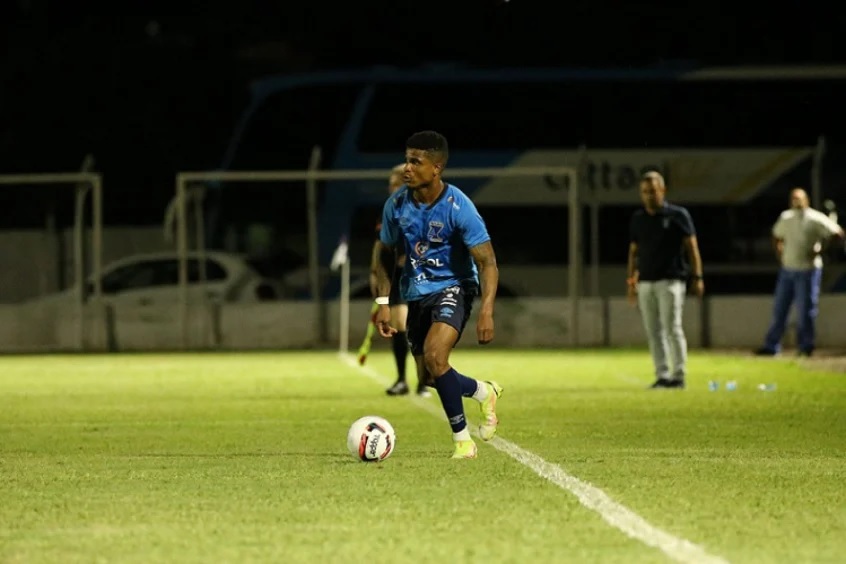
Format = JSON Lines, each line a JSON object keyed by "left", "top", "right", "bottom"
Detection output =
{"left": 406, "top": 285, "right": 474, "bottom": 357}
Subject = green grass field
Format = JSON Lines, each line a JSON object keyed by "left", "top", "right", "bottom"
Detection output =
{"left": 1, "top": 349, "right": 844, "bottom": 563}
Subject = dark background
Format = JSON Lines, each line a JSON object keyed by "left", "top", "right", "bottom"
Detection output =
{"left": 1, "top": 1, "right": 844, "bottom": 230}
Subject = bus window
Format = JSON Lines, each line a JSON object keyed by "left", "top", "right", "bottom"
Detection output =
{"left": 229, "top": 84, "right": 362, "bottom": 170}
{"left": 209, "top": 84, "right": 362, "bottom": 252}
{"left": 356, "top": 82, "right": 586, "bottom": 151}
{"left": 356, "top": 79, "right": 846, "bottom": 151}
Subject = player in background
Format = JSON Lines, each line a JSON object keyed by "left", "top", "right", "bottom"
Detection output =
{"left": 358, "top": 165, "right": 430, "bottom": 397}
{"left": 374, "top": 131, "right": 502, "bottom": 459}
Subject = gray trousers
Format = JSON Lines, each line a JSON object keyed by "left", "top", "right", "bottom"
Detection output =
{"left": 637, "top": 279, "right": 688, "bottom": 380}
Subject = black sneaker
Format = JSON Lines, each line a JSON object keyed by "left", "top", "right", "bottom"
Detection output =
{"left": 386, "top": 381, "right": 409, "bottom": 396}
{"left": 416, "top": 386, "right": 432, "bottom": 398}
{"left": 754, "top": 347, "right": 778, "bottom": 356}
{"left": 648, "top": 378, "right": 684, "bottom": 390}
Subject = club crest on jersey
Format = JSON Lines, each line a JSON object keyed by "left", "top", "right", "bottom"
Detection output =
{"left": 662, "top": 217, "right": 670, "bottom": 229}
{"left": 428, "top": 221, "right": 445, "bottom": 242}
{"left": 414, "top": 241, "right": 429, "bottom": 256}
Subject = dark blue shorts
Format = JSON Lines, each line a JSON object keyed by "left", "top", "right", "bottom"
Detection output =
{"left": 406, "top": 285, "right": 474, "bottom": 357}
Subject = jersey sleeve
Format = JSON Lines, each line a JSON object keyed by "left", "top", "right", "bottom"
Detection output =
{"left": 455, "top": 197, "right": 491, "bottom": 249}
{"left": 677, "top": 207, "right": 696, "bottom": 237}
{"left": 629, "top": 214, "right": 639, "bottom": 243}
{"left": 379, "top": 197, "right": 399, "bottom": 247}
{"left": 814, "top": 212, "right": 842, "bottom": 238}
{"left": 772, "top": 213, "right": 787, "bottom": 238}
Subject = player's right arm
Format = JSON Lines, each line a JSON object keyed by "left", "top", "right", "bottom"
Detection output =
{"left": 372, "top": 241, "right": 394, "bottom": 303}
{"left": 772, "top": 215, "right": 786, "bottom": 263}
{"left": 368, "top": 239, "right": 382, "bottom": 298}
{"left": 626, "top": 242, "right": 638, "bottom": 306}
{"left": 627, "top": 215, "right": 639, "bottom": 306}
{"left": 375, "top": 200, "right": 399, "bottom": 338}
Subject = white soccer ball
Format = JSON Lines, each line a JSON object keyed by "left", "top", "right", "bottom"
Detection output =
{"left": 346, "top": 415, "right": 396, "bottom": 462}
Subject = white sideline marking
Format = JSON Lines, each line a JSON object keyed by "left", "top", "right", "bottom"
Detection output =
{"left": 341, "top": 353, "right": 728, "bottom": 564}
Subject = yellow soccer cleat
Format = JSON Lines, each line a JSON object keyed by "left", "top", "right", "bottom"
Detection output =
{"left": 478, "top": 381, "right": 503, "bottom": 441}
{"left": 451, "top": 439, "right": 478, "bottom": 459}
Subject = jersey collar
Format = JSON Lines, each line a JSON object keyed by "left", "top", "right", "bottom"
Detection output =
{"left": 412, "top": 181, "right": 451, "bottom": 209}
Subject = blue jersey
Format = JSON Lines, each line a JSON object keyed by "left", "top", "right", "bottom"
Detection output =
{"left": 379, "top": 183, "right": 491, "bottom": 301}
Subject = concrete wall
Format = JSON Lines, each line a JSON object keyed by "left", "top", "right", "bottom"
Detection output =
{"left": 2, "top": 227, "right": 844, "bottom": 303}
{"left": 1, "top": 295, "right": 843, "bottom": 353}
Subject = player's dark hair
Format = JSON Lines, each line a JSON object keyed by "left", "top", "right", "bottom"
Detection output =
{"left": 406, "top": 130, "right": 449, "bottom": 165}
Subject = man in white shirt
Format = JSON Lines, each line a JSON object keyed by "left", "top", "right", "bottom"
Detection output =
{"left": 756, "top": 188, "right": 845, "bottom": 357}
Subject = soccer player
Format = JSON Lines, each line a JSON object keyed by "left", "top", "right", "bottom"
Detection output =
{"left": 373, "top": 131, "right": 502, "bottom": 459}
{"left": 627, "top": 171, "right": 704, "bottom": 389}
{"left": 755, "top": 187, "right": 844, "bottom": 357}
{"left": 358, "top": 165, "right": 430, "bottom": 398}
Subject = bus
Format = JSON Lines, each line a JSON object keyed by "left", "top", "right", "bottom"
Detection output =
{"left": 204, "top": 64, "right": 846, "bottom": 295}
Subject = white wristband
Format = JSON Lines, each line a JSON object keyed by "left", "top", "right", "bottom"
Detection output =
{"left": 375, "top": 296, "right": 390, "bottom": 305}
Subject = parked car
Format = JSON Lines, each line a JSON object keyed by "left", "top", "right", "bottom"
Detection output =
{"left": 27, "top": 251, "right": 281, "bottom": 307}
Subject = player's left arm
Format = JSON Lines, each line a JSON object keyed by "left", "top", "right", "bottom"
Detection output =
{"left": 818, "top": 214, "right": 845, "bottom": 249}
{"left": 812, "top": 218, "right": 845, "bottom": 259}
{"left": 457, "top": 199, "right": 498, "bottom": 344}
{"left": 469, "top": 241, "right": 498, "bottom": 345}
{"left": 683, "top": 236, "right": 704, "bottom": 296}
{"left": 679, "top": 208, "right": 704, "bottom": 297}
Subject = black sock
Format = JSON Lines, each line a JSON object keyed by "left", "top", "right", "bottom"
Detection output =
{"left": 392, "top": 331, "right": 408, "bottom": 382}
{"left": 454, "top": 368, "right": 479, "bottom": 397}
{"left": 434, "top": 368, "right": 468, "bottom": 433}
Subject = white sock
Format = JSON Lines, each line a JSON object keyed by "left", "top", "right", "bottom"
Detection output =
{"left": 471, "top": 380, "right": 489, "bottom": 402}
{"left": 453, "top": 428, "right": 472, "bottom": 442}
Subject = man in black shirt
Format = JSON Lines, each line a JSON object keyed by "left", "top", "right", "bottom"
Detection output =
{"left": 627, "top": 171, "right": 705, "bottom": 389}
